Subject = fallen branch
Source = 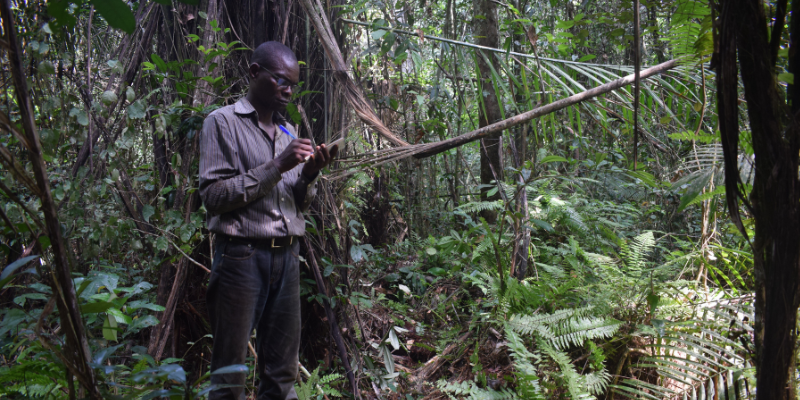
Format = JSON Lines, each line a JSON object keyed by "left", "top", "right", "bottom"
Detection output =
{"left": 326, "top": 59, "right": 679, "bottom": 178}
{"left": 413, "top": 59, "right": 678, "bottom": 158}
{"left": 410, "top": 331, "right": 472, "bottom": 385}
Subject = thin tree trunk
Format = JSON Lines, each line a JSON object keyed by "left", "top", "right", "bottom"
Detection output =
{"left": 1, "top": 2, "right": 101, "bottom": 397}
{"left": 473, "top": 0, "right": 503, "bottom": 224}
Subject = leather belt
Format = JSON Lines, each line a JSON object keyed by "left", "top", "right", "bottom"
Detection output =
{"left": 219, "top": 234, "right": 297, "bottom": 248}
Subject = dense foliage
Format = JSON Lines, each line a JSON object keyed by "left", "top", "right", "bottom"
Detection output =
{"left": 0, "top": 0, "right": 785, "bottom": 398}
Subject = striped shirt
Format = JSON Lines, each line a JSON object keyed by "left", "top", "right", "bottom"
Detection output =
{"left": 199, "top": 98, "right": 317, "bottom": 239}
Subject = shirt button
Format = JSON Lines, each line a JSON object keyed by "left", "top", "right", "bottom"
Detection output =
{"left": 281, "top": 198, "right": 285, "bottom": 202}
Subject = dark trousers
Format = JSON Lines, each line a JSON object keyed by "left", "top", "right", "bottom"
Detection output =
{"left": 207, "top": 238, "right": 301, "bottom": 400}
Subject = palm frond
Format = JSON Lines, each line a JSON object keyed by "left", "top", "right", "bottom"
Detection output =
{"left": 611, "top": 290, "right": 754, "bottom": 399}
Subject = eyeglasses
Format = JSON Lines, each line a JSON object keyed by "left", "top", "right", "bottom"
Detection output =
{"left": 258, "top": 65, "right": 299, "bottom": 90}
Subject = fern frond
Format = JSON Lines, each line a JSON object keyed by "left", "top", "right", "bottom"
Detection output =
{"left": 507, "top": 306, "right": 593, "bottom": 337}
{"left": 458, "top": 200, "right": 504, "bottom": 214}
{"left": 551, "top": 316, "right": 622, "bottom": 350}
{"left": 437, "top": 380, "right": 518, "bottom": 400}
{"left": 621, "top": 231, "right": 655, "bottom": 270}
{"left": 582, "top": 370, "right": 611, "bottom": 395}
{"left": 539, "top": 339, "right": 593, "bottom": 398}
{"left": 320, "top": 373, "right": 343, "bottom": 384}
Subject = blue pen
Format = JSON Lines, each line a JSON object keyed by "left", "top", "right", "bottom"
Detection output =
{"left": 279, "top": 125, "right": 297, "bottom": 140}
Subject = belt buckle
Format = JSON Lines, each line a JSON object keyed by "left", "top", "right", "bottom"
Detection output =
{"left": 271, "top": 238, "right": 278, "bottom": 248}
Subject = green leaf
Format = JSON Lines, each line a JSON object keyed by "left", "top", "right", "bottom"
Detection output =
{"left": 108, "top": 307, "right": 134, "bottom": 324}
{"left": 126, "top": 86, "right": 135, "bottom": 102}
{"left": 127, "top": 300, "right": 166, "bottom": 312}
{"left": 81, "top": 301, "right": 116, "bottom": 314}
{"left": 211, "top": 364, "right": 249, "bottom": 375}
{"left": 127, "top": 100, "right": 147, "bottom": 119}
{"left": 101, "top": 90, "right": 118, "bottom": 105}
{"left": 371, "top": 29, "right": 388, "bottom": 40}
{"left": 555, "top": 20, "right": 575, "bottom": 29}
{"left": 1, "top": 255, "right": 39, "bottom": 280}
{"left": 151, "top": 54, "right": 168, "bottom": 72}
{"left": 425, "top": 247, "right": 437, "bottom": 256}
{"left": 180, "top": 226, "right": 192, "bottom": 243}
{"left": 155, "top": 237, "right": 168, "bottom": 252}
{"left": 47, "top": 0, "right": 77, "bottom": 28}
{"left": 646, "top": 293, "right": 660, "bottom": 311}
{"left": 577, "top": 54, "right": 596, "bottom": 62}
{"left": 285, "top": 103, "right": 302, "bottom": 125}
{"left": 72, "top": 109, "right": 89, "bottom": 126}
{"left": 130, "top": 315, "right": 159, "bottom": 331}
{"left": 540, "top": 155, "right": 569, "bottom": 164}
{"left": 627, "top": 170, "right": 659, "bottom": 187}
{"left": 89, "top": 0, "right": 135, "bottom": 34}
{"left": 142, "top": 205, "right": 155, "bottom": 223}
{"left": 778, "top": 72, "right": 794, "bottom": 85}
{"left": 528, "top": 219, "right": 554, "bottom": 232}
{"left": 103, "top": 313, "right": 119, "bottom": 341}
{"left": 388, "top": 329, "right": 400, "bottom": 350}
{"left": 38, "top": 61, "right": 56, "bottom": 75}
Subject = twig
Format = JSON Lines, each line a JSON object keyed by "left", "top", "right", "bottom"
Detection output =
{"left": 169, "top": 240, "right": 211, "bottom": 273}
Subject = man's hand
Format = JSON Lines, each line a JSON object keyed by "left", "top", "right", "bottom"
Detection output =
{"left": 302, "top": 143, "right": 339, "bottom": 177}
{"left": 274, "top": 139, "right": 314, "bottom": 173}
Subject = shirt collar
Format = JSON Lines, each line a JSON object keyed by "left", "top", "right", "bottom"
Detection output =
{"left": 233, "top": 97, "right": 256, "bottom": 115}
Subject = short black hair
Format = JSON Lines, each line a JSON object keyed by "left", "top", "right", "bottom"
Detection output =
{"left": 251, "top": 41, "right": 297, "bottom": 70}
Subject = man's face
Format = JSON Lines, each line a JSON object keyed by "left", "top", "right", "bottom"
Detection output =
{"left": 249, "top": 54, "right": 300, "bottom": 112}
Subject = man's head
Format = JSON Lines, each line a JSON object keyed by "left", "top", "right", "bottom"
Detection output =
{"left": 248, "top": 41, "right": 300, "bottom": 112}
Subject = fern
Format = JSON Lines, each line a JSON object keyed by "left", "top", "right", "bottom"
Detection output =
{"left": 457, "top": 200, "right": 504, "bottom": 214}
{"left": 551, "top": 316, "right": 622, "bottom": 350}
{"left": 438, "top": 379, "right": 519, "bottom": 400}
{"left": 502, "top": 306, "right": 621, "bottom": 397}
{"left": 296, "top": 366, "right": 345, "bottom": 400}
{"left": 667, "top": 130, "right": 717, "bottom": 144}
{"left": 0, "top": 359, "right": 67, "bottom": 399}
{"left": 666, "top": 0, "right": 712, "bottom": 63}
{"left": 620, "top": 231, "right": 655, "bottom": 271}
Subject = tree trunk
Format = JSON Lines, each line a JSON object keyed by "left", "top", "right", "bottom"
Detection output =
{"left": 1, "top": 1, "right": 101, "bottom": 397}
{"left": 473, "top": 0, "right": 503, "bottom": 224}
{"left": 716, "top": 1, "right": 800, "bottom": 399}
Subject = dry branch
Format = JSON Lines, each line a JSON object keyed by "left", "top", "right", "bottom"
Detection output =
{"left": 413, "top": 59, "right": 677, "bottom": 158}
{"left": 298, "top": 0, "right": 408, "bottom": 147}
{"left": 409, "top": 331, "right": 471, "bottom": 386}
{"left": 326, "top": 59, "right": 678, "bottom": 178}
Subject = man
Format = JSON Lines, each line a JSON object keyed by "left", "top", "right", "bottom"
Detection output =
{"left": 199, "top": 41, "right": 338, "bottom": 400}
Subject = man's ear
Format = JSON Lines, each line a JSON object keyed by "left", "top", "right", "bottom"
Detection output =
{"left": 248, "top": 63, "right": 260, "bottom": 79}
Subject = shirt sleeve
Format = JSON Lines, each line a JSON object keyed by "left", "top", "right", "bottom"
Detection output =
{"left": 199, "top": 113, "right": 283, "bottom": 215}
